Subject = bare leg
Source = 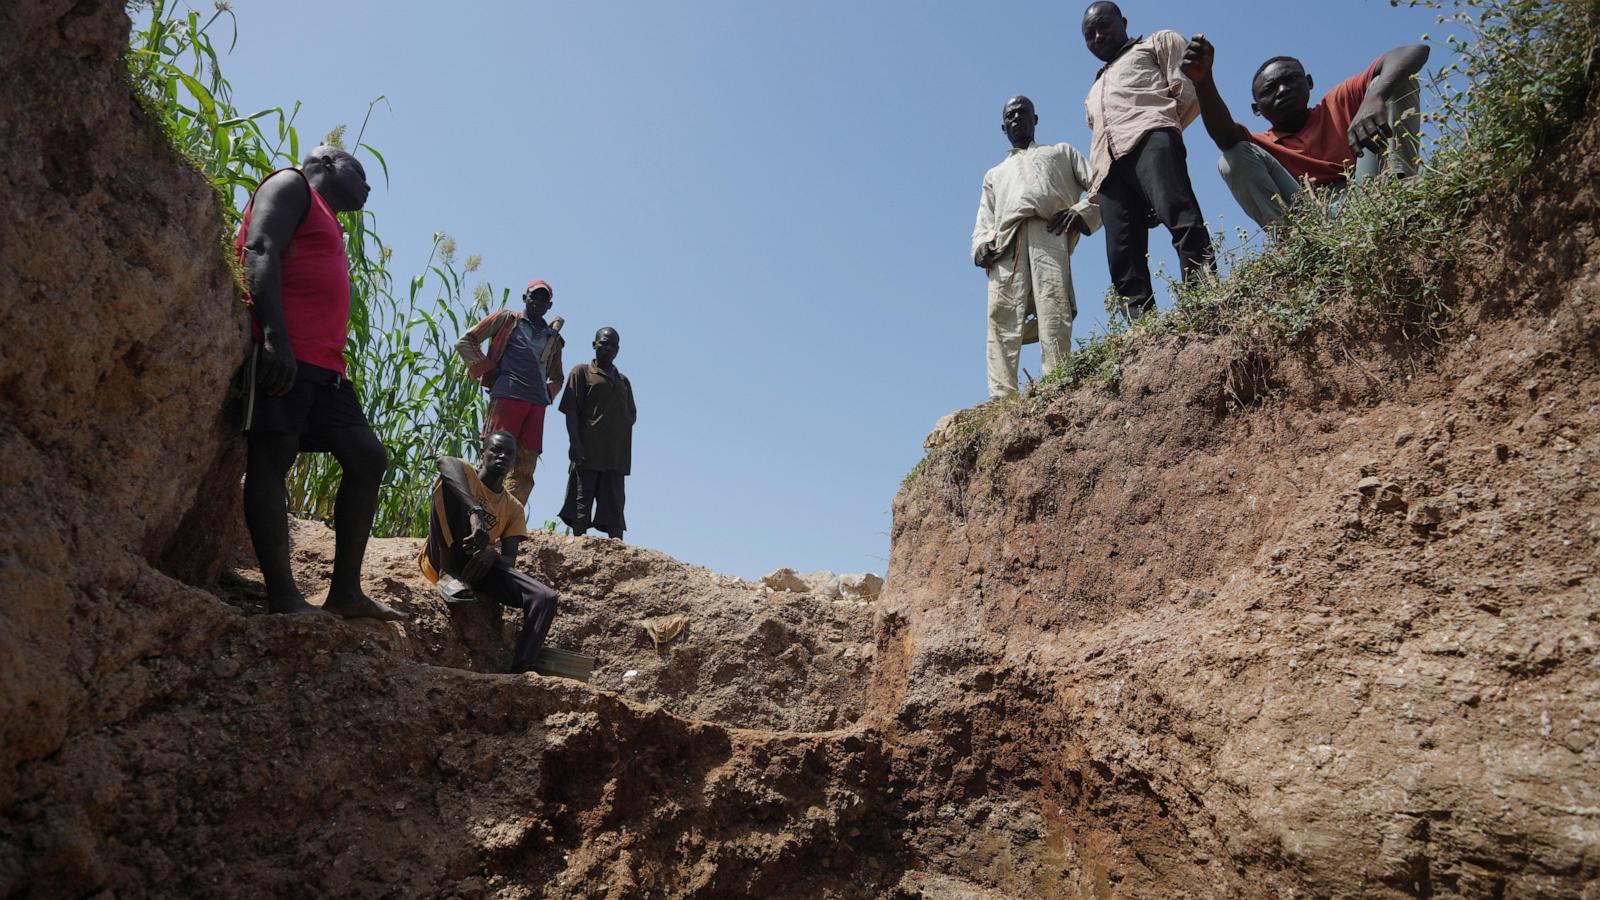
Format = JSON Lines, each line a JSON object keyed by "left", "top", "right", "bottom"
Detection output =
{"left": 318, "top": 425, "right": 405, "bottom": 620}
{"left": 244, "top": 432, "right": 325, "bottom": 615}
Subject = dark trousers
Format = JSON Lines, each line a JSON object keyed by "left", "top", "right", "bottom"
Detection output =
{"left": 426, "top": 487, "right": 559, "bottom": 672}
{"left": 559, "top": 467, "right": 626, "bottom": 536}
{"left": 1097, "top": 128, "right": 1215, "bottom": 316}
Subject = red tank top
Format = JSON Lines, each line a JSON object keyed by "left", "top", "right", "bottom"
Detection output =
{"left": 236, "top": 169, "right": 352, "bottom": 375}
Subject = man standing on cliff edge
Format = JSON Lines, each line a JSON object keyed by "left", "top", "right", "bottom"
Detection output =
{"left": 1081, "top": 1, "right": 1215, "bottom": 320}
{"left": 972, "top": 94, "right": 1100, "bottom": 400}
{"left": 558, "top": 327, "right": 636, "bottom": 541}
{"left": 454, "top": 279, "right": 565, "bottom": 506}
{"left": 235, "top": 146, "right": 403, "bottom": 620}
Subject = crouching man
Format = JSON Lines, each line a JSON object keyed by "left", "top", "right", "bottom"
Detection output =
{"left": 418, "top": 430, "right": 558, "bottom": 674}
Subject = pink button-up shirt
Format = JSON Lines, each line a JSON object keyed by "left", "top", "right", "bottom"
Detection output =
{"left": 1083, "top": 30, "right": 1199, "bottom": 191}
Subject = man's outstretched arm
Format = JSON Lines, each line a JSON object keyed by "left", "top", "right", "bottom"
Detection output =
{"left": 240, "top": 170, "right": 312, "bottom": 395}
{"left": 1182, "top": 34, "right": 1252, "bottom": 153}
{"left": 1349, "top": 43, "right": 1431, "bottom": 154}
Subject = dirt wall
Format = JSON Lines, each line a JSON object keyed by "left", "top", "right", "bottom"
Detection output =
{"left": 0, "top": 0, "right": 245, "bottom": 817}
{"left": 881, "top": 115, "right": 1600, "bottom": 897}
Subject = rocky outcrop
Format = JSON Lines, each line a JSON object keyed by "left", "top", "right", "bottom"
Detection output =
{"left": 761, "top": 567, "right": 883, "bottom": 603}
{"left": 839, "top": 572, "right": 884, "bottom": 602}
{"left": 760, "top": 566, "right": 810, "bottom": 593}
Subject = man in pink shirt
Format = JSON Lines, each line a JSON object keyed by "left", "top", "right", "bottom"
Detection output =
{"left": 236, "top": 147, "right": 403, "bottom": 620}
{"left": 1183, "top": 35, "right": 1429, "bottom": 227}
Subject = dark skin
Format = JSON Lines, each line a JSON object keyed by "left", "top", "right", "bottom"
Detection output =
{"left": 976, "top": 96, "right": 1090, "bottom": 272}
{"left": 524, "top": 284, "right": 552, "bottom": 321}
{"left": 239, "top": 147, "right": 400, "bottom": 620}
{"left": 437, "top": 432, "right": 523, "bottom": 583}
{"left": 565, "top": 328, "right": 624, "bottom": 541}
{"left": 241, "top": 147, "right": 371, "bottom": 395}
{"left": 1182, "top": 36, "right": 1430, "bottom": 158}
{"left": 1081, "top": 2, "right": 1133, "bottom": 64}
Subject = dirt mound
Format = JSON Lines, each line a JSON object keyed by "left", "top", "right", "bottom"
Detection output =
{"left": 220, "top": 519, "right": 877, "bottom": 732}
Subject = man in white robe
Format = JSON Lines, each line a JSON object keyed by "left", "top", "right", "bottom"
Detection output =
{"left": 972, "top": 95, "right": 1100, "bottom": 400}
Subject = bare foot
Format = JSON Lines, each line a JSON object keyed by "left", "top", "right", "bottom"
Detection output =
{"left": 268, "top": 593, "right": 333, "bottom": 616}
{"left": 322, "top": 590, "right": 407, "bottom": 621}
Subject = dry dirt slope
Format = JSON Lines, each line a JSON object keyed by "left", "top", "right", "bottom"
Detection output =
{"left": 883, "top": 114, "right": 1600, "bottom": 895}
{"left": 2, "top": 1, "right": 1598, "bottom": 897}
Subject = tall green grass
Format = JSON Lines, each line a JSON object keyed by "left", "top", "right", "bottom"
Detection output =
{"left": 126, "top": 0, "right": 503, "bottom": 537}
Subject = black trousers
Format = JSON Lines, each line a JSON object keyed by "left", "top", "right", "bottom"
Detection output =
{"left": 426, "top": 486, "right": 559, "bottom": 672}
{"left": 559, "top": 467, "right": 626, "bottom": 535}
{"left": 1097, "top": 128, "right": 1215, "bottom": 316}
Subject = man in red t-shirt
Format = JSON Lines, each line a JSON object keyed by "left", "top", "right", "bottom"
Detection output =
{"left": 1180, "top": 35, "right": 1429, "bottom": 227}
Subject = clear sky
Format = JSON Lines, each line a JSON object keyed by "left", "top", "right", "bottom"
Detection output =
{"left": 212, "top": 0, "right": 1450, "bottom": 579}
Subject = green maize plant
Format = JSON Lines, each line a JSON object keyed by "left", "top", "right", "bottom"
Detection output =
{"left": 125, "top": 0, "right": 307, "bottom": 221}
{"left": 127, "top": 0, "right": 505, "bottom": 538}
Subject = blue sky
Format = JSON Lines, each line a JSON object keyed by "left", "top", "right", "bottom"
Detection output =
{"left": 212, "top": 0, "right": 1452, "bottom": 578}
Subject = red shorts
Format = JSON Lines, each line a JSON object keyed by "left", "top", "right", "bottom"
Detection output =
{"left": 485, "top": 397, "right": 547, "bottom": 456}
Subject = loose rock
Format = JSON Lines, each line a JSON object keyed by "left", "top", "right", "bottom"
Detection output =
{"left": 839, "top": 573, "right": 884, "bottom": 602}
{"left": 761, "top": 567, "right": 810, "bottom": 593}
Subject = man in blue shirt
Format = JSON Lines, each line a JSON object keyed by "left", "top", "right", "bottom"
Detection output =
{"left": 455, "top": 279, "right": 565, "bottom": 504}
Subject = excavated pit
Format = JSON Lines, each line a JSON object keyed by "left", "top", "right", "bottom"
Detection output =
{"left": 3, "top": 3, "right": 1598, "bottom": 897}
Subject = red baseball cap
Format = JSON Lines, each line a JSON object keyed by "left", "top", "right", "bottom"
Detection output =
{"left": 525, "top": 279, "right": 553, "bottom": 299}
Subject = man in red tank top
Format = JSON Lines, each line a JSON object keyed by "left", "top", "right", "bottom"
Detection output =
{"left": 236, "top": 146, "right": 403, "bottom": 620}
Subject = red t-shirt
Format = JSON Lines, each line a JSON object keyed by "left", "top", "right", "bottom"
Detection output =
{"left": 1246, "top": 57, "right": 1381, "bottom": 186}
{"left": 235, "top": 169, "right": 353, "bottom": 374}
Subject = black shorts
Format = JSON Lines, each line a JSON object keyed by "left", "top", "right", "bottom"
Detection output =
{"left": 241, "top": 346, "right": 370, "bottom": 451}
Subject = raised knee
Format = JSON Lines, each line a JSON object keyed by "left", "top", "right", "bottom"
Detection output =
{"left": 347, "top": 433, "right": 388, "bottom": 482}
{"left": 368, "top": 440, "right": 389, "bottom": 477}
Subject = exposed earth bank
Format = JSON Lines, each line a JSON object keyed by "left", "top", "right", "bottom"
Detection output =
{"left": 2, "top": 3, "right": 1597, "bottom": 898}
